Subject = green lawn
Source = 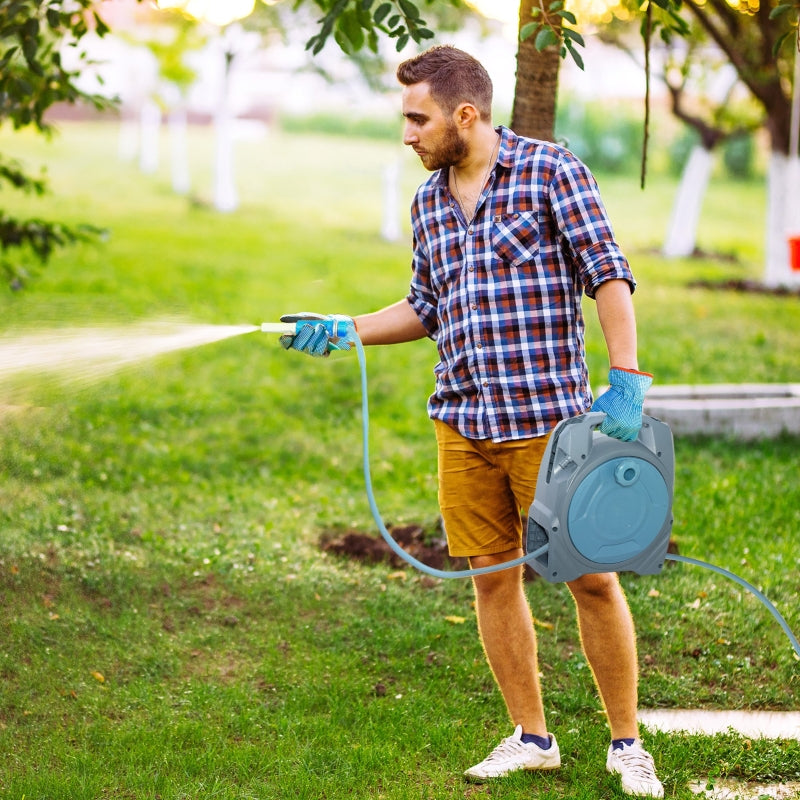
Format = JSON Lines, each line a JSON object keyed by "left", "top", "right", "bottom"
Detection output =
{"left": 0, "top": 120, "right": 798, "bottom": 799}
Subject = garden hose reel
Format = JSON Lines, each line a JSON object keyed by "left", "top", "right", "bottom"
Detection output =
{"left": 526, "top": 412, "right": 675, "bottom": 583}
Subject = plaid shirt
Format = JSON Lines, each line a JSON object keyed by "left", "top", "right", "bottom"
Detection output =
{"left": 407, "top": 126, "right": 635, "bottom": 442}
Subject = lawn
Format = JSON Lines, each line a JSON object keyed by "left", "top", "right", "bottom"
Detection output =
{"left": 0, "top": 120, "right": 798, "bottom": 799}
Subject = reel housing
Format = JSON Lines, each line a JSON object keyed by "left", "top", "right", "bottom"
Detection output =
{"left": 526, "top": 412, "right": 674, "bottom": 583}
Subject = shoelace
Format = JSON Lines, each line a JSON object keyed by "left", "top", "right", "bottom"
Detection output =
{"left": 481, "top": 735, "right": 529, "bottom": 764}
{"left": 615, "top": 746, "right": 657, "bottom": 779}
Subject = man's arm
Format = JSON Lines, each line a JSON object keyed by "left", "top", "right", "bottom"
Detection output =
{"left": 594, "top": 279, "right": 639, "bottom": 370}
{"left": 354, "top": 299, "right": 429, "bottom": 345}
{"left": 591, "top": 279, "right": 652, "bottom": 441}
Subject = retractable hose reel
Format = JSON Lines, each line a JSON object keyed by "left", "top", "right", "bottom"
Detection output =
{"left": 526, "top": 412, "right": 674, "bottom": 583}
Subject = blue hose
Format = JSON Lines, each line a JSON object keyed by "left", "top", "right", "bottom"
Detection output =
{"left": 352, "top": 336, "right": 800, "bottom": 658}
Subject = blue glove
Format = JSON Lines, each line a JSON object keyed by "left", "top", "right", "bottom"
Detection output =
{"left": 279, "top": 312, "right": 356, "bottom": 357}
{"left": 590, "top": 367, "right": 653, "bottom": 441}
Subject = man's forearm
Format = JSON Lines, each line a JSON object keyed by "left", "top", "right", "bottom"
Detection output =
{"left": 595, "top": 279, "right": 640, "bottom": 370}
{"left": 354, "top": 299, "right": 429, "bottom": 345}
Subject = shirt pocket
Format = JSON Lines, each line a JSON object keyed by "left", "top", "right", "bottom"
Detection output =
{"left": 490, "top": 211, "right": 539, "bottom": 268}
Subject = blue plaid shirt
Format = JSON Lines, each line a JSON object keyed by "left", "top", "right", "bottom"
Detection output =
{"left": 407, "top": 126, "right": 635, "bottom": 442}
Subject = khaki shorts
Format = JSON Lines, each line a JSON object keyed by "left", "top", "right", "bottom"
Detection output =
{"left": 434, "top": 419, "right": 551, "bottom": 558}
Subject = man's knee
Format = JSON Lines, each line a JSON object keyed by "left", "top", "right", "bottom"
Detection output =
{"left": 470, "top": 550, "right": 524, "bottom": 599}
{"left": 568, "top": 571, "right": 623, "bottom": 604}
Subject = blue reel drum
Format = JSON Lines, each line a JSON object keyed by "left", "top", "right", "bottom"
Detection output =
{"left": 526, "top": 412, "right": 675, "bottom": 583}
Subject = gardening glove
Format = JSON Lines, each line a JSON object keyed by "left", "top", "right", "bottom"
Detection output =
{"left": 279, "top": 312, "right": 356, "bottom": 357}
{"left": 590, "top": 367, "right": 653, "bottom": 442}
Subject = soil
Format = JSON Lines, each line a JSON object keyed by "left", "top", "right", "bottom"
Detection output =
{"left": 320, "top": 525, "right": 681, "bottom": 583}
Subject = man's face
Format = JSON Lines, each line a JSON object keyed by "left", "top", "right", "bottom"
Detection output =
{"left": 401, "top": 82, "right": 467, "bottom": 171}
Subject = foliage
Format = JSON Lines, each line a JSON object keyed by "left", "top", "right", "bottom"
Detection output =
{"left": 520, "top": 0, "right": 587, "bottom": 69}
{"left": 303, "top": 0, "right": 469, "bottom": 55}
{"left": 556, "top": 98, "right": 643, "bottom": 174}
{"left": 0, "top": 0, "right": 125, "bottom": 288}
{"left": 722, "top": 133, "right": 756, "bottom": 180}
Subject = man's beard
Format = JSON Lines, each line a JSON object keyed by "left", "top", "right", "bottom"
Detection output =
{"left": 422, "top": 121, "right": 468, "bottom": 171}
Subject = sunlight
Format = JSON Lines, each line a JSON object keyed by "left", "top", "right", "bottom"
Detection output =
{"left": 154, "top": 0, "right": 255, "bottom": 26}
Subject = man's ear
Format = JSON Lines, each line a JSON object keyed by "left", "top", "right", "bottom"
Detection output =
{"left": 453, "top": 102, "right": 479, "bottom": 129}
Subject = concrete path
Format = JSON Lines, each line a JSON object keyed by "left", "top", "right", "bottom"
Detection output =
{"left": 638, "top": 710, "right": 800, "bottom": 799}
{"left": 639, "top": 709, "right": 800, "bottom": 739}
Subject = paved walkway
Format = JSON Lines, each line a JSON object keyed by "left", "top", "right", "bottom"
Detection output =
{"left": 639, "top": 710, "right": 800, "bottom": 800}
{"left": 639, "top": 709, "right": 800, "bottom": 739}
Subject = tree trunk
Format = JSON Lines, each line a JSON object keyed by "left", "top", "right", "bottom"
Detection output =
{"left": 662, "top": 144, "right": 715, "bottom": 258}
{"left": 510, "top": 0, "right": 561, "bottom": 141}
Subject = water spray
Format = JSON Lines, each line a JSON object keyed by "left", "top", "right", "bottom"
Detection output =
{"left": 260, "top": 319, "right": 800, "bottom": 659}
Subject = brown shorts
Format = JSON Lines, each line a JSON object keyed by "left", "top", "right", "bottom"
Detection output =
{"left": 434, "top": 419, "right": 551, "bottom": 558}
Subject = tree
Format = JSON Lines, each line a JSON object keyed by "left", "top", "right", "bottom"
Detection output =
{"left": 0, "top": 0, "right": 132, "bottom": 288}
{"left": 675, "top": 0, "right": 800, "bottom": 284}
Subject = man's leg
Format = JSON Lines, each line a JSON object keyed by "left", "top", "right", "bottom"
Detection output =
{"left": 471, "top": 550, "right": 547, "bottom": 737}
{"left": 567, "top": 572, "right": 638, "bottom": 739}
{"left": 569, "top": 573, "right": 663, "bottom": 797}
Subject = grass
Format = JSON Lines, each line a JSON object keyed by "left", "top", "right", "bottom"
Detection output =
{"left": 0, "top": 120, "right": 798, "bottom": 799}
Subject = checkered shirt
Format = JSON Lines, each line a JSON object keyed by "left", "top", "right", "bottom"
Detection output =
{"left": 407, "top": 125, "right": 635, "bottom": 441}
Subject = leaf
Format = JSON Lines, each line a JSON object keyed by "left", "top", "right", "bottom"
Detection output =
{"left": 337, "top": 10, "right": 365, "bottom": 51}
{"left": 555, "top": 9, "right": 577, "bottom": 24}
{"left": 398, "top": 0, "right": 421, "bottom": 20}
{"left": 563, "top": 28, "right": 585, "bottom": 47}
{"left": 534, "top": 27, "right": 559, "bottom": 51}
{"left": 373, "top": 2, "right": 392, "bottom": 25}
{"left": 445, "top": 615, "right": 466, "bottom": 624}
{"left": 769, "top": 3, "right": 793, "bottom": 18}
{"left": 520, "top": 21, "right": 539, "bottom": 41}
{"left": 90, "top": 671, "right": 105, "bottom": 683}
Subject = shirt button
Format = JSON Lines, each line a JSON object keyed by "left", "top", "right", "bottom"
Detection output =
{"left": 482, "top": 381, "right": 489, "bottom": 387}
{"left": 468, "top": 266, "right": 474, "bottom": 272}
{"left": 476, "top": 343, "right": 483, "bottom": 349}
{"left": 471, "top": 304, "right": 477, "bottom": 310}
{"left": 467, "top": 228, "right": 473, "bottom": 235}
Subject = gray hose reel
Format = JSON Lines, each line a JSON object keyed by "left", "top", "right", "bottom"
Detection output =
{"left": 526, "top": 412, "right": 675, "bottom": 583}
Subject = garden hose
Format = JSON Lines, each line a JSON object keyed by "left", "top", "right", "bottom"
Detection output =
{"left": 261, "top": 322, "right": 800, "bottom": 658}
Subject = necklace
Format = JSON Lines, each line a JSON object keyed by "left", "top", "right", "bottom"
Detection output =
{"left": 451, "top": 133, "right": 500, "bottom": 226}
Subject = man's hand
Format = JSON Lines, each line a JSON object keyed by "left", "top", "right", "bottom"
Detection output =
{"left": 590, "top": 367, "right": 653, "bottom": 441}
{"left": 278, "top": 312, "right": 356, "bottom": 357}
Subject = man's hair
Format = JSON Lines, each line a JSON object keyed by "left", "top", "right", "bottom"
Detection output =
{"left": 396, "top": 45, "right": 493, "bottom": 120}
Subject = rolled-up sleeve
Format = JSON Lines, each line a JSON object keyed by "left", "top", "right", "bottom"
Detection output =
{"left": 548, "top": 153, "right": 635, "bottom": 299}
{"left": 407, "top": 219, "right": 440, "bottom": 338}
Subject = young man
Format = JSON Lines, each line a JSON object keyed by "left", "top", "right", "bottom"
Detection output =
{"left": 281, "top": 45, "right": 663, "bottom": 798}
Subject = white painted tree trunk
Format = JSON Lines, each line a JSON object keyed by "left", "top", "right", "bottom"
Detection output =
{"left": 764, "top": 44, "right": 800, "bottom": 287}
{"left": 662, "top": 145, "right": 714, "bottom": 258}
{"left": 139, "top": 100, "right": 161, "bottom": 175}
{"left": 169, "top": 108, "right": 191, "bottom": 195}
{"left": 764, "top": 151, "right": 800, "bottom": 288}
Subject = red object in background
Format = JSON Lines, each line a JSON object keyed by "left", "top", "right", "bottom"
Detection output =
{"left": 790, "top": 237, "right": 800, "bottom": 272}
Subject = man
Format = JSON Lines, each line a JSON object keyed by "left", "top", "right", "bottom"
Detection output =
{"left": 280, "top": 45, "right": 663, "bottom": 798}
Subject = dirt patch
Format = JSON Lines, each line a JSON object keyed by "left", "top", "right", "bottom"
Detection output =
{"left": 319, "top": 524, "right": 549, "bottom": 580}
{"left": 321, "top": 525, "right": 682, "bottom": 583}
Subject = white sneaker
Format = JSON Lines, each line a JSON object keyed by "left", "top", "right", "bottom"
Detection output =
{"left": 606, "top": 740, "right": 664, "bottom": 798}
{"left": 464, "top": 725, "right": 561, "bottom": 781}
